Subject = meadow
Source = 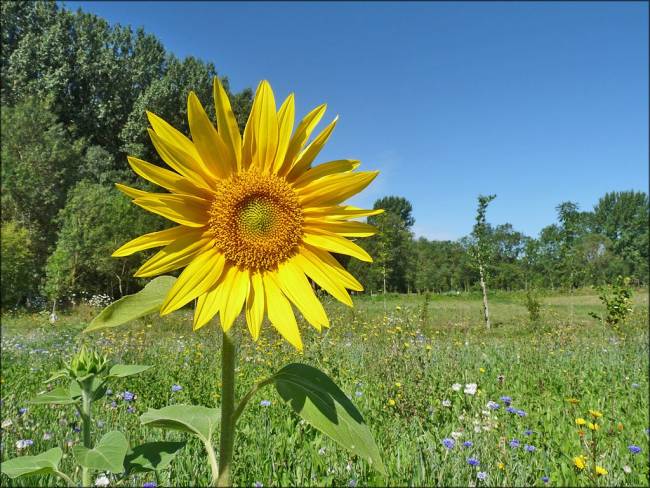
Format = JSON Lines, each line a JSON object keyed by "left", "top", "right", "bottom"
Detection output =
{"left": 1, "top": 290, "right": 648, "bottom": 487}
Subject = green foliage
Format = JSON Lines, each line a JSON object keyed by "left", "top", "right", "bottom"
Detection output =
{"left": 44, "top": 181, "right": 164, "bottom": 299}
{"left": 590, "top": 276, "right": 634, "bottom": 331}
{"left": 525, "top": 289, "right": 541, "bottom": 322}
{"left": 0, "top": 221, "right": 38, "bottom": 308}
{"left": 124, "top": 441, "right": 187, "bottom": 474}
{"left": 140, "top": 405, "right": 221, "bottom": 445}
{"left": 0, "top": 447, "right": 63, "bottom": 479}
{"left": 72, "top": 431, "right": 129, "bottom": 474}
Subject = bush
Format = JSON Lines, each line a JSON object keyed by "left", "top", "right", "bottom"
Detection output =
{"left": 1, "top": 221, "right": 38, "bottom": 309}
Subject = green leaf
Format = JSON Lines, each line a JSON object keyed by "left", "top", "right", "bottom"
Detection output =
{"left": 84, "top": 276, "right": 176, "bottom": 332}
{"left": 108, "top": 364, "right": 152, "bottom": 378}
{"left": 140, "top": 405, "right": 221, "bottom": 444}
{"left": 124, "top": 441, "right": 186, "bottom": 474}
{"left": 272, "top": 363, "right": 386, "bottom": 476}
{"left": 72, "top": 431, "right": 129, "bottom": 473}
{"left": 0, "top": 447, "right": 62, "bottom": 479}
{"left": 30, "top": 387, "right": 78, "bottom": 405}
{"left": 42, "top": 369, "right": 68, "bottom": 384}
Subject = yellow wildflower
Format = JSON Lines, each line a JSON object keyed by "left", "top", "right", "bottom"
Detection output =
{"left": 595, "top": 466, "right": 608, "bottom": 476}
{"left": 588, "top": 422, "right": 599, "bottom": 431}
{"left": 479, "top": 368, "right": 486, "bottom": 373}
{"left": 387, "top": 399, "right": 396, "bottom": 406}
{"left": 497, "top": 462, "right": 505, "bottom": 470}
{"left": 574, "top": 455, "right": 587, "bottom": 470}
{"left": 566, "top": 398, "right": 580, "bottom": 405}
{"left": 589, "top": 409, "right": 603, "bottom": 418}
{"left": 395, "top": 382, "right": 402, "bottom": 388}
{"left": 575, "top": 418, "right": 586, "bottom": 426}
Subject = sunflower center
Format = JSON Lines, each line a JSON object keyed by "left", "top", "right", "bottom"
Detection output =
{"left": 208, "top": 171, "right": 303, "bottom": 271}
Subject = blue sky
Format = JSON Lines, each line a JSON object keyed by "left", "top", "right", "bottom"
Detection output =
{"left": 67, "top": 1, "right": 648, "bottom": 241}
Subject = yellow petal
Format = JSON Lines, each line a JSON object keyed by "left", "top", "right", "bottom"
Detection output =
{"left": 301, "top": 244, "right": 364, "bottom": 291}
{"left": 278, "top": 103, "right": 327, "bottom": 176}
{"left": 147, "top": 111, "right": 201, "bottom": 162}
{"left": 112, "top": 226, "right": 187, "bottom": 257}
{"left": 133, "top": 194, "right": 209, "bottom": 227}
{"left": 127, "top": 156, "right": 208, "bottom": 197}
{"left": 213, "top": 77, "right": 242, "bottom": 170}
{"left": 148, "top": 128, "right": 213, "bottom": 190}
{"left": 292, "top": 160, "right": 360, "bottom": 188}
{"left": 219, "top": 266, "right": 250, "bottom": 332}
{"left": 298, "top": 171, "right": 379, "bottom": 207}
{"left": 303, "top": 231, "right": 372, "bottom": 262}
{"left": 194, "top": 287, "right": 220, "bottom": 331}
{"left": 277, "top": 259, "right": 329, "bottom": 330}
{"left": 187, "top": 91, "right": 234, "bottom": 179}
{"left": 303, "top": 205, "right": 384, "bottom": 220}
{"left": 293, "top": 250, "right": 352, "bottom": 306}
{"left": 134, "top": 230, "right": 211, "bottom": 277}
{"left": 304, "top": 220, "right": 377, "bottom": 237}
{"left": 115, "top": 183, "right": 149, "bottom": 200}
{"left": 271, "top": 93, "right": 295, "bottom": 174}
{"left": 286, "top": 116, "right": 338, "bottom": 180}
{"left": 247, "top": 80, "right": 278, "bottom": 173}
{"left": 245, "top": 272, "right": 265, "bottom": 340}
{"left": 160, "top": 249, "right": 225, "bottom": 315}
{"left": 263, "top": 272, "right": 302, "bottom": 351}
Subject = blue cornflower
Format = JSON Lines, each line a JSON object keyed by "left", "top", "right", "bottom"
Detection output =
{"left": 509, "top": 439, "right": 520, "bottom": 449}
{"left": 110, "top": 401, "right": 117, "bottom": 409}
{"left": 355, "top": 390, "right": 363, "bottom": 397}
{"left": 500, "top": 396, "right": 512, "bottom": 406}
{"left": 260, "top": 400, "right": 271, "bottom": 407}
{"left": 171, "top": 384, "right": 183, "bottom": 392}
{"left": 463, "top": 441, "right": 473, "bottom": 448}
{"left": 487, "top": 401, "right": 500, "bottom": 410}
{"left": 442, "top": 438, "right": 455, "bottom": 450}
{"left": 253, "top": 483, "right": 263, "bottom": 488}
{"left": 348, "top": 480, "right": 357, "bottom": 488}
{"left": 525, "top": 444, "right": 535, "bottom": 452}
{"left": 123, "top": 391, "right": 134, "bottom": 402}
{"left": 73, "top": 424, "right": 81, "bottom": 433}
{"left": 506, "top": 406, "right": 517, "bottom": 414}
{"left": 477, "top": 471, "right": 487, "bottom": 480}
{"left": 467, "top": 457, "right": 480, "bottom": 466}
{"left": 542, "top": 476, "right": 549, "bottom": 483}
{"left": 628, "top": 445, "right": 642, "bottom": 454}
{"left": 18, "top": 407, "right": 27, "bottom": 416}
{"left": 143, "top": 483, "right": 157, "bottom": 488}
{"left": 524, "top": 429, "right": 533, "bottom": 436}
{"left": 127, "top": 406, "right": 136, "bottom": 414}
{"left": 516, "top": 409, "right": 527, "bottom": 417}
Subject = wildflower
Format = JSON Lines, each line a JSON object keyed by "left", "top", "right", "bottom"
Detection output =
{"left": 110, "top": 401, "right": 117, "bottom": 409}
{"left": 509, "top": 439, "right": 520, "bottom": 449}
{"left": 575, "top": 418, "right": 586, "bottom": 426}
{"left": 595, "top": 466, "right": 607, "bottom": 476}
{"left": 127, "top": 406, "right": 136, "bottom": 414}
{"left": 442, "top": 399, "right": 451, "bottom": 407}
{"left": 487, "top": 401, "right": 500, "bottom": 410}
{"left": 113, "top": 79, "right": 380, "bottom": 349}
{"left": 97, "top": 420, "right": 105, "bottom": 428}
{"left": 395, "top": 382, "right": 402, "bottom": 388}
{"left": 623, "top": 465, "right": 632, "bottom": 474}
{"left": 123, "top": 391, "right": 135, "bottom": 402}
{"left": 43, "top": 432, "right": 52, "bottom": 440}
{"left": 464, "top": 383, "right": 478, "bottom": 395}
{"left": 479, "top": 368, "right": 486, "bottom": 374}
{"left": 451, "top": 431, "right": 463, "bottom": 440}
{"left": 542, "top": 476, "right": 549, "bottom": 483}
{"left": 260, "top": 400, "right": 271, "bottom": 407}
{"left": 500, "top": 396, "right": 512, "bottom": 406}
{"left": 442, "top": 438, "right": 455, "bottom": 449}
{"left": 589, "top": 409, "right": 603, "bottom": 419}
{"left": 18, "top": 407, "right": 27, "bottom": 416}
{"left": 565, "top": 398, "right": 579, "bottom": 405}
{"left": 452, "top": 383, "right": 462, "bottom": 391}
{"left": 588, "top": 422, "right": 599, "bottom": 431}
{"left": 387, "top": 399, "right": 396, "bottom": 406}
{"left": 628, "top": 445, "right": 641, "bottom": 454}
{"left": 506, "top": 406, "right": 516, "bottom": 414}
{"left": 497, "top": 374, "right": 505, "bottom": 384}
{"left": 106, "top": 389, "right": 113, "bottom": 396}
{"left": 573, "top": 455, "right": 587, "bottom": 470}
{"left": 477, "top": 471, "right": 487, "bottom": 480}
{"left": 463, "top": 441, "right": 473, "bottom": 448}
{"left": 348, "top": 480, "right": 357, "bottom": 488}
{"left": 1, "top": 419, "right": 13, "bottom": 429}
{"left": 318, "top": 447, "right": 326, "bottom": 455}
{"left": 467, "top": 457, "right": 480, "bottom": 466}
{"left": 171, "top": 384, "right": 183, "bottom": 392}
{"left": 95, "top": 474, "right": 110, "bottom": 487}
{"left": 253, "top": 483, "right": 263, "bottom": 488}
{"left": 497, "top": 462, "right": 505, "bottom": 470}
{"left": 524, "top": 429, "right": 533, "bottom": 436}
{"left": 16, "top": 439, "right": 33, "bottom": 450}
{"left": 143, "top": 483, "right": 157, "bottom": 488}
{"left": 524, "top": 444, "right": 535, "bottom": 452}
{"left": 631, "top": 383, "right": 640, "bottom": 388}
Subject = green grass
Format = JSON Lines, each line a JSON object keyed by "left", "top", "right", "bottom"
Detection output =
{"left": 1, "top": 290, "right": 648, "bottom": 487}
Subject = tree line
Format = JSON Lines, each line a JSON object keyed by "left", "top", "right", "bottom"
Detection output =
{"left": 1, "top": 2, "right": 647, "bottom": 310}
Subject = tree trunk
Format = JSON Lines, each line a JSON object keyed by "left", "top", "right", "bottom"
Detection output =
{"left": 479, "top": 264, "right": 491, "bottom": 329}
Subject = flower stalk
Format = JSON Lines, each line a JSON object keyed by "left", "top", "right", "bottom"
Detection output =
{"left": 217, "top": 327, "right": 236, "bottom": 487}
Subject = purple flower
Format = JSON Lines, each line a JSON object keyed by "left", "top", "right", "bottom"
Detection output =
{"left": 500, "top": 396, "right": 512, "bottom": 406}
{"left": 123, "top": 391, "right": 135, "bottom": 402}
{"left": 467, "top": 457, "right": 480, "bottom": 466}
{"left": 127, "top": 406, "right": 136, "bottom": 414}
{"left": 506, "top": 406, "right": 517, "bottom": 414}
{"left": 18, "top": 407, "right": 27, "bottom": 416}
{"left": 542, "top": 476, "right": 549, "bottom": 483}
{"left": 487, "top": 401, "right": 500, "bottom": 410}
{"left": 477, "top": 471, "right": 487, "bottom": 480}
{"left": 628, "top": 445, "right": 641, "bottom": 454}
{"left": 253, "top": 483, "right": 263, "bottom": 488}
{"left": 516, "top": 409, "right": 527, "bottom": 417}
{"left": 260, "top": 400, "right": 271, "bottom": 407}
{"left": 524, "top": 429, "right": 533, "bottom": 436}
{"left": 509, "top": 439, "right": 520, "bottom": 448}
{"left": 442, "top": 438, "right": 455, "bottom": 449}
{"left": 525, "top": 444, "right": 535, "bottom": 452}
{"left": 110, "top": 401, "right": 117, "bottom": 409}
{"left": 171, "top": 384, "right": 182, "bottom": 392}
{"left": 143, "top": 483, "right": 157, "bottom": 488}
{"left": 73, "top": 424, "right": 81, "bottom": 433}
{"left": 463, "top": 441, "right": 473, "bottom": 448}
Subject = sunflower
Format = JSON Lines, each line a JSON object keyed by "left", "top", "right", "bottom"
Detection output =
{"left": 113, "top": 79, "right": 381, "bottom": 350}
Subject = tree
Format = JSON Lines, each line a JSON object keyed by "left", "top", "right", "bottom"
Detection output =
{"left": 470, "top": 194, "right": 496, "bottom": 328}
{"left": 1, "top": 221, "right": 38, "bottom": 309}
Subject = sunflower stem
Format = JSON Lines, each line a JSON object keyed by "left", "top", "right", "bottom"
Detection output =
{"left": 80, "top": 385, "right": 93, "bottom": 487}
{"left": 217, "top": 327, "right": 236, "bottom": 487}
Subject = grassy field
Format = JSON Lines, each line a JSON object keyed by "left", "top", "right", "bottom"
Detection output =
{"left": 1, "top": 290, "right": 648, "bottom": 487}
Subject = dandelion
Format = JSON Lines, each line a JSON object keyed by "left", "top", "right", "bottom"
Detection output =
{"left": 387, "top": 399, "right": 396, "bottom": 406}
{"left": 15, "top": 439, "right": 33, "bottom": 450}
{"left": 566, "top": 398, "right": 579, "bottom": 405}
{"left": 260, "top": 400, "right": 271, "bottom": 407}
{"left": 442, "top": 438, "right": 455, "bottom": 449}
{"left": 500, "top": 396, "right": 512, "bottom": 406}
{"left": 575, "top": 418, "right": 586, "bottom": 426}
{"left": 589, "top": 409, "right": 603, "bottom": 419}
{"left": 171, "top": 384, "right": 183, "bottom": 392}
{"left": 524, "top": 444, "right": 535, "bottom": 452}
{"left": 479, "top": 368, "right": 486, "bottom": 374}
{"left": 573, "top": 455, "right": 587, "bottom": 470}
{"left": 509, "top": 439, "right": 520, "bottom": 449}
{"left": 497, "top": 462, "right": 505, "bottom": 470}
{"left": 395, "top": 382, "right": 402, "bottom": 388}
{"left": 113, "top": 79, "right": 380, "bottom": 349}
{"left": 628, "top": 445, "right": 641, "bottom": 454}
{"left": 442, "top": 399, "right": 452, "bottom": 407}
{"left": 467, "top": 457, "right": 480, "bottom": 466}
{"left": 588, "top": 422, "right": 599, "bottom": 431}
{"left": 95, "top": 474, "right": 110, "bottom": 487}
{"left": 595, "top": 466, "right": 608, "bottom": 476}
{"left": 452, "top": 383, "right": 462, "bottom": 391}
{"left": 464, "top": 383, "right": 478, "bottom": 395}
